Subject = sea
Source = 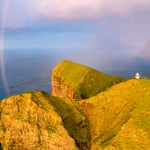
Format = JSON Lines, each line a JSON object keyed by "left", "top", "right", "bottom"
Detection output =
{"left": 0, "top": 48, "right": 101, "bottom": 100}
{"left": 0, "top": 49, "right": 54, "bottom": 100}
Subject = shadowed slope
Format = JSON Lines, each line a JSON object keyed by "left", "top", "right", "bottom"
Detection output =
{"left": 46, "top": 95, "right": 91, "bottom": 150}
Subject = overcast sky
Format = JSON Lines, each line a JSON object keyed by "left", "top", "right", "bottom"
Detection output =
{"left": 1, "top": 0, "right": 150, "bottom": 68}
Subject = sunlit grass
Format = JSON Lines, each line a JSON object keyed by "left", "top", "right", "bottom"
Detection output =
{"left": 53, "top": 60, "right": 126, "bottom": 99}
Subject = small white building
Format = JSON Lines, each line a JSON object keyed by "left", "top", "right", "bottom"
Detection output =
{"left": 135, "top": 72, "right": 140, "bottom": 79}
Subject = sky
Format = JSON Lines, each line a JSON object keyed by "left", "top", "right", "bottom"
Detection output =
{"left": 1, "top": 0, "right": 150, "bottom": 72}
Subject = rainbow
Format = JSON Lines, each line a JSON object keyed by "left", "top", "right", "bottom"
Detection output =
{"left": 0, "top": 0, "right": 10, "bottom": 97}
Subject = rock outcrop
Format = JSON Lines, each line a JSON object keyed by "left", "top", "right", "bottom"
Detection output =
{"left": 0, "top": 91, "right": 79, "bottom": 150}
{"left": 52, "top": 60, "right": 126, "bottom": 100}
{"left": 52, "top": 76, "right": 82, "bottom": 100}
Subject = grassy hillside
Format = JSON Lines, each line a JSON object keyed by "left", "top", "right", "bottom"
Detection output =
{"left": 76, "top": 79, "right": 150, "bottom": 149}
{"left": 104, "top": 79, "right": 150, "bottom": 150}
{"left": 1, "top": 59, "right": 150, "bottom": 150}
{"left": 52, "top": 60, "right": 126, "bottom": 99}
{"left": 1, "top": 79, "right": 150, "bottom": 149}
{"left": 0, "top": 91, "right": 79, "bottom": 150}
{"left": 0, "top": 91, "right": 91, "bottom": 150}
{"left": 41, "top": 93, "right": 91, "bottom": 150}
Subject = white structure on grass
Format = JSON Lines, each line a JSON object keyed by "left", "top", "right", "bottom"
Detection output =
{"left": 135, "top": 72, "right": 140, "bottom": 79}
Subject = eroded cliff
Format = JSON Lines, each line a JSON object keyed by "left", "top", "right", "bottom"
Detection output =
{"left": 52, "top": 60, "right": 126, "bottom": 100}
{"left": 0, "top": 91, "right": 79, "bottom": 150}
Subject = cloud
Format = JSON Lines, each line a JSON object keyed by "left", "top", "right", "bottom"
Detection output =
{"left": 1, "top": 0, "right": 150, "bottom": 29}
{"left": 29, "top": 0, "right": 150, "bottom": 21}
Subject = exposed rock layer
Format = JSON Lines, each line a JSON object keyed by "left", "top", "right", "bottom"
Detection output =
{"left": 52, "top": 60, "right": 126, "bottom": 100}
{"left": 52, "top": 76, "right": 82, "bottom": 100}
{"left": 0, "top": 91, "right": 78, "bottom": 150}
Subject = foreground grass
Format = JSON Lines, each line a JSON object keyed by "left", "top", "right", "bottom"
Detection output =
{"left": 105, "top": 79, "right": 150, "bottom": 150}
{"left": 75, "top": 79, "right": 150, "bottom": 149}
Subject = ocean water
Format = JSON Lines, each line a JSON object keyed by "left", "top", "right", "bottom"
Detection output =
{"left": 0, "top": 48, "right": 101, "bottom": 100}
{"left": 1, "top": 48, "right": 150, "bottom": 100}
{"left": 0, "top": 49, "right": 60, "bottom": 100}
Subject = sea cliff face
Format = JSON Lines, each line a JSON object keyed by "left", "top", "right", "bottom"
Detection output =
{"left": 52, "top": 75, "right": 81, "bottom": 100}
{"left": 0, "top": 91, "right": 78, "bottom": 150}
{"left": 52, "top": 60, "right": 126, "bottom": 100}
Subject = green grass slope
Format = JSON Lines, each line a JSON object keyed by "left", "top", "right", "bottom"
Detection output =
{"left": 76, "top": 79, "right": 150, "bottom": 149}
{"left": 104, "top": 79, "right": 150, "bottom": 150}
{"left": 52, "top": 60, "right": 126, "bottom": 99}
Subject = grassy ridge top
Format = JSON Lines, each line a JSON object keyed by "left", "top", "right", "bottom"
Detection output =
{"left": 53, "top": 60, "right": 90, "bottom": 88}
{"left": 106, "top": 79, "right": 150, "bottom": 149}
{"left": 53, "top": 60, "right": 126, "bottom": 98}
{"left": 76, "top": 79, "right": 150, "bottom": 149}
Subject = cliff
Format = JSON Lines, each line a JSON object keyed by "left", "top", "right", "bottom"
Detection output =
{"left": 51, "top": 60, "right": 150, "bottom": 149}
{"left": 0, "top": 60, "right": 150, "bottom": 150}
{"left": 52, "top": 60, "right": 126, "bottom": 100}
{"left": 0, "top": 91, "right": 88, "bottom": 150}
